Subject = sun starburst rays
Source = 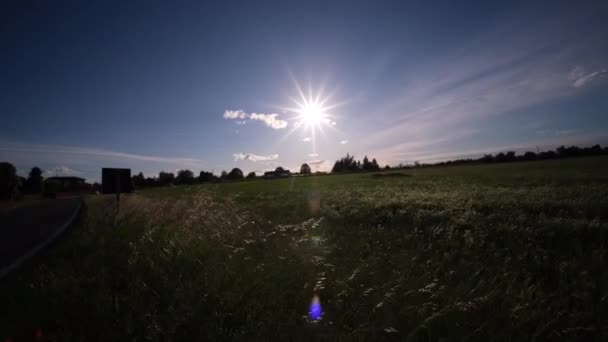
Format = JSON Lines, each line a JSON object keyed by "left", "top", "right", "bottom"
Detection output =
{"left": 273, "top": 76, "right": 344, "bottom": 155}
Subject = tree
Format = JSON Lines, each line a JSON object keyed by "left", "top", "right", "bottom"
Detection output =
{"left": 176, "top": 169, "right": 195, "bottom": 184}
{"left": 275, "top": 166, "right": 286, "bottom": 174}
{"left": 198, "top": 171, "right": 215, "bottom": 182}
{"left": 220, "top": 170, "right": 228, "bottom": 179}
{"left": 300, "top": 163, "right": 312, "bottom": 175}
{"left": 145, "top": 177, "right": 158, "bottom": 187}
{"left": 522, "top": 152, "right": 537, "bottom": 161}
{"left": 371, "top": 158, "right": 380, "bottom": 171}
{"left": 226, "top": 168, "right": 244, "bottom": 180}
{"left": 132, "top": 172, "right": 145, "bottom": 187}
{"left": 480, "top": 154, "right": 495, "bottom": 163}
{"left": 0, "top": 162, "right": 18, "bottom": 200}
{"left": 362, "top": 156, "right": 371, "bottom": 170}
{"left": 246, "top": 171, "right": 256, "bottom": 179}
{"left": 332, "top": 153, "right": 357, "bottom": 172}
{"left": 26, "top": 166, "right": 44, "bottom": 193}
{"left": 158, "top": 171, "right": 175, "bottom": 186}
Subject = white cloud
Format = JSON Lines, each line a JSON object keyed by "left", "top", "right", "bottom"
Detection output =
{"left": 340, "top": 140, "right": 349, "bottom": 144}
{"left": 223, "top": 110, "right": 247, "bottom": 119}
{"left": 249, "top": 113, "right": 288, "bottom": 129}
{"left": 571, "top": 68, "right": 607, "bottom": 88}
{"left": 43, "top": 166, "right": 82, "bottom": 177}
{"left": 309, "top": 153, "right": 319, "bottom": 157}
{"left": 233, "top": 152, "right": 279, "bottom": 162}
{"left": 223, "top": 110, "right": 288, "bottom": 129}
{"left": 307, "top": 159, "right": 332, "bottom": 171}
{"left": 302, "top": 137, "right": 312, "bottom": 142}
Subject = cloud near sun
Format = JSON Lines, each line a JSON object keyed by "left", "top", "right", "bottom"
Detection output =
{"left": 233, "top": 153, "right": 279, "bottom": 162}
{"left": 223, "top": 110, "right": 288, "bottom": 129}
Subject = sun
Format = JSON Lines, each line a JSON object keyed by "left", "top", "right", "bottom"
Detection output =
{"left": 296, "top": 100, "right": 329, "bottom": 127}
{"left": 276, "top": 76, "right": 343, "bottom": 148}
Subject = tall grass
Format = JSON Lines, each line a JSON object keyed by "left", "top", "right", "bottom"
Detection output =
{"left": 1, "top": 157, "right": 607, "bottom": 340}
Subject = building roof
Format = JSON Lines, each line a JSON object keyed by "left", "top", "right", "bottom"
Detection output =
{"left": 45, "top": 176, "right": 85, "bottom": 182}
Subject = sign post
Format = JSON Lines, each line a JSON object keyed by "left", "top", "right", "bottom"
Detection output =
{"left": 102, "top": 168, "right": 133, "bottom": 216}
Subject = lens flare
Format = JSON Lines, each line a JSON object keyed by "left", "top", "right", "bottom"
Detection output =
{"left": 309, "top": 294, "right": 322, "bottom": 321}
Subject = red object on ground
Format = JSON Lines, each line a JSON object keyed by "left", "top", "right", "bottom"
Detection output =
{"left": 34, "top": 327, "right": 43, "bottom": 340}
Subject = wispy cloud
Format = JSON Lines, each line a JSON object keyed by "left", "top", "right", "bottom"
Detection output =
{"left": 43, "top": 166, "right": 82, "bottom": 177}
{"left": 302, "top": 137, "right": 312, "bottom": 142}
{"left": 0, "top": 142, "right": 205, "bottom": 165}
{"left": 340, "top": 140, "right": 348, "bottom": 144}
{"left": 308, "top": 153, "right": 319, "bottom": 157}
{"left": 360, "top": 15, "right": 608, "bottom": 164}
{"left": 223, "top": 109, "right": 288, "bottom": 129}
{"left": 570, "top": 67, "right": 608, "bottom": 88}
{"left": 249, "top": 113, "right": 288, "bottom": 129}
{"left": 233, "top": 152, "right": 279, "bottom": 162}
{"left": 0, "top": 141, "right": 209, "bottom": 182}
{"left": 223, "top": 110, "right": 247, "bottom": 119}
{"left": 536, "top": 128, "right": 579, "bottom": 137}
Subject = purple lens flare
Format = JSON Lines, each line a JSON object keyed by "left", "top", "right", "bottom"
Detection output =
{"left": 309, "top": 294, "right": 322, "bottom": 321}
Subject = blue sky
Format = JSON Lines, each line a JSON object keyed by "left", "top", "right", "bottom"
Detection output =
{"left": 1, "top": 1, "right": 607, "bottom": 181}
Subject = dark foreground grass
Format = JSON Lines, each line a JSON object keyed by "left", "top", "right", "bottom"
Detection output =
{"left": 1, "top": 157, "right": 608, "bottom": 340}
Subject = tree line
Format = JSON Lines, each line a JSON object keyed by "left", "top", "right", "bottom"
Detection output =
{"left": 0, "top": 164, "right": 46, "bottom": 199}
{"left": 401, "top": 144, "right": 608, "bottom": 168}
{"left": 2, "top": 144, "right": 608, "bottom": 198}
{"left": 132, "top": 165, "right": 306, "bottom": 188}
{"left": 331, "top": 154, "right": 381, "bottom": 173}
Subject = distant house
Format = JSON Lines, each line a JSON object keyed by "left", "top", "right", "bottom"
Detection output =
{"left": 263, "top": 169, "right": 291, "bottom": 179}
{"left": 43, "top": 176, "right": 89, "bottom": 198}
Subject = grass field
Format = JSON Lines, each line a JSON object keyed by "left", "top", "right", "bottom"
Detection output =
{"left": 1, "top": 157, "right": 608, "bottom": 340}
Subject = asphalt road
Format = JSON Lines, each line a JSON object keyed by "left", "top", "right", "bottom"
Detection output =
{"left": 0, "top": 198, "right": 82, "bottom": 277}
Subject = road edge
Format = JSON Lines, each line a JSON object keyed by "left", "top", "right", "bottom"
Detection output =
{"left": 0, "top": 198, "right": 84, "bottom": 280}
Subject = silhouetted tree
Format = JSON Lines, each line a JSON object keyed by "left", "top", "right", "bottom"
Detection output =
{"left": 362, "top": 156, "right": 372, "bottom": 170}
{"left": 331, "top": 153, "right": 382, "bottom": 172}
{"left": 332, "top": 153, "right": 356, "bottom": 172}
{"left": 158, "top": 171, "right": 175, "bottom": 186}
{"left": 523, "top": 152, "right": 537, "bottom": 161}
{"left": 176, "top": 169, "right": 195, "bottom": 184}
{"left": 275, "top": 167, "right": 286, "bottom": 174}
{"left": 0, "top": 162, "right": 18, "bottom": 200}
{"left": 587, "top": 144, "right": 603, "bottom": 155}
{"left": 371, "top": 158, "right": 380, "bottom": 171}
{"left": 25, "top": 166, "right": 44, "bottom": 193}
{"left": 198, "top": 171, "right": 215, "bottom": 182}
{"left": 220, "top": 170, "right": 228, "bottom": 179}
{"left": 300, "top": 163, "right": 312, "bottom": 175}
{"left": 246, "top": 171, "right": 256, "bottom": 179}
{"left": 480, "top": 154, "right": 494, "bottom": 163}
{"left": 495, "top": 152, "right": 507, "bottom": 163}
{"left": 226, "top": 168, "right": 244, "bottom": 180}
{"left": 538, "top": 150, "right": 556, "bottom": 160}
{"left": 132, "top": 172, "right": 146, "bottom": 187}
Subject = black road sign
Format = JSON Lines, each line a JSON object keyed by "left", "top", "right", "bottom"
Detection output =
{"left": 102, "top": 168, "right": 133, "bottom": 194}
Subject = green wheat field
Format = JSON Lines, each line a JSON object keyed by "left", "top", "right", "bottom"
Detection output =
{"left": 2, "top": 157, "right": 608, "bottom": 340}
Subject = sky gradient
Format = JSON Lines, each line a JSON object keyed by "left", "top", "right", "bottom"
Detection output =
{"left": 1, "top": 1, "right": 607, "bottom": 181}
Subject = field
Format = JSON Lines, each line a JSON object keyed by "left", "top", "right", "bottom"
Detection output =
{"left": 1, "top": 157, "right": 608, "bottom": 340}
